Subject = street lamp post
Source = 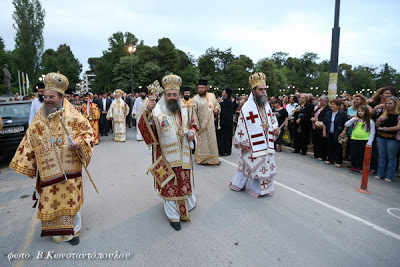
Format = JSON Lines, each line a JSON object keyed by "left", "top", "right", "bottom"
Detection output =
{"left": 128, "top": 44, "right": 137, "bottom": 92}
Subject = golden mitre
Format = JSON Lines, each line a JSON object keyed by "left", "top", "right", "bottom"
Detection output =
{"left": 44, "top": 72, "right": 69, "bottom": 95}
{"left": 115, "top": 89, "right": 123, "bottom": 96}
{"left": 249, "top": 72, "right": 266, "bottom": 89}
{"left": 162, "top": 74, "right": 182, "bottom": 91}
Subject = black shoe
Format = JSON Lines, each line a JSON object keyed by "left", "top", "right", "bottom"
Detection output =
{"left": 100, "top": 134, "right": 104, "bottom": 136}
{"left": 301, "top": 152, "right": 307, "bottom": 155}
{"left": 170, "top": 221, "right": 181, "bottom": 231}
{"left": 292, "top": 150, "right": 300, "bottom": 153}
{"left": 219, "top": 153, "right": 229, "bottom": 156}
{"left": 105, "top": 134, "right": 108, "bottom": 136}
{"left": 68, "top": 236, "right": 80, "bottom": 245}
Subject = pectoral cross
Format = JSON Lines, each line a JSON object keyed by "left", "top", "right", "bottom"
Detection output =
{"left": 49, "top": 136, "right": 56, "bottom": 148}
{"left": 261, "top": 120, "right": 269, "bottom": 130}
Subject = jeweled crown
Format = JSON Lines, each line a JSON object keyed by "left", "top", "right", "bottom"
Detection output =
{"left": 44, "top": 72, "right": 69, "bottom": 95}
{"left": 249, "top": 72, "right": 266, "bottom": 89}
{"left": 162, "top": 74, "right": 182, "bottom": 91}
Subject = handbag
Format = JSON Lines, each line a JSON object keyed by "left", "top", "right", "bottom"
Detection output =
{"left": 315, "top": 121, "right": 324, "bottom": 129}
{"left": 282, "top": 130, "right": 291, "bottom": 144}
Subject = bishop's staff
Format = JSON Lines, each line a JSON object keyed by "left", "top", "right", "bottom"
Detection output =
{"left": 49, "top": 108, "right": 99, "bottom": 194}
{"left": 278, "top": 104, "right": 302, "bottom": 132}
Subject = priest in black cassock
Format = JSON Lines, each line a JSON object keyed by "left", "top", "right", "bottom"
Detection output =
{"left": 217, "top": 87, "right": 234, "bottom": 156}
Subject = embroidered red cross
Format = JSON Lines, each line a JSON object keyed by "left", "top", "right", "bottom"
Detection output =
{"left": 248, "top": 155, "right": 257, "bottom": 162}
{"left": 38, "top": 202, "right": 44, "bottom": 212}
{"left": 50, "top": 200, "right": 60, "bottom": 210}
{"left": 270, "top": 163, "right": 275, "bottom": 171}
{"left": 261, "top": 180, "right": 268, "bottom": 189}
{"left": 238, "top": 130, "right": 244, "bottom": 138}
{"left": 68, "top": 118, "right": 79, "bottom": 132}
{"left": 67, "top": 198, "right": 76, "bottom": 207}
{"left": 66, "top": 184, "right": 75, "bottom": 194}
{"left": 25, "top": 151, "right": 35, "bottom": 161}
{"left": 246, "top": 112, "right": 259, "bottom": 123}
{"left": 34, "top": 123, "right": 45, "bottom": 136}
{"left": 50, "top": 185, "right": 59, "bottom": 195}
{"left": 260, "top": 166, "right": 268, "bottom": 174}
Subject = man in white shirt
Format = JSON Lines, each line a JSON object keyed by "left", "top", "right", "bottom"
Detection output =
{"left": 284, "top": 95, "right": 299, "bottom": 147}
{"left": 28, "top": 82, "right": 45, "bottom": 125}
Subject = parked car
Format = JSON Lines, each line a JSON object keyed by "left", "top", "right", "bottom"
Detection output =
{"left": 0, "top": 100, "right": 32, "bottom": 158}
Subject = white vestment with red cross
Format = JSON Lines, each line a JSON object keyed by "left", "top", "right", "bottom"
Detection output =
{"left": 231, "top": 92, "right": 278, "bottom": 196}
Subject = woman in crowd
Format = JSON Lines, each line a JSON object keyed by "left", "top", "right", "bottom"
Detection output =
{"left": 369, "top": 86, "right": 398, "bottom": 175}
{"left": 323, "top": 99, "right": 348, "bottom": 168}
{"left": 272, "top": 99, "right": 288, "bottom": 152}
{"left": 311, "top": 95, "right": 331, "bottom": 161}
{"left": 293, "top": 93, "right": 314, "bottom": 155}
{"left": 374, "top": 97, "right": 400, "bottom": 182}
{"left": 342, "top": 105, "right": 375, "bottom": 174}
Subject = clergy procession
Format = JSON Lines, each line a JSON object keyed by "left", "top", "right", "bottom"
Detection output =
{"left": 7, "top": 70, "right": 281, "bottom": 241}
{"left": 3, "top": 72, "right": 400, "bottom": 266}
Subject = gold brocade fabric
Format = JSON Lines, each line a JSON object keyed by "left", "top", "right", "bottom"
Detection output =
{"left": 181, "top": 98, "right": 192, "bottom": 106}
{"left": 192, "top": 93, "right": 220, "bottom": 165}
{"left": 81, "top": 103, "right": 100, "bottom": 145}
{"left": 106, "top": 99, "right": 130, "bottom": 142}
{"left": 9, "top": 100, "right": 94, "bottom": 236}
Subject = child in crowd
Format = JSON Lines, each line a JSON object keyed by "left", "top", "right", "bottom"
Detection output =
{"left": 341, "top": 106, "right": 375, "bottom": 174}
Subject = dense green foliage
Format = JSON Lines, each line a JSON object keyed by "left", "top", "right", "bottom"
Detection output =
{"left": 1, "top": 1, "right": 399, "bottom": 96}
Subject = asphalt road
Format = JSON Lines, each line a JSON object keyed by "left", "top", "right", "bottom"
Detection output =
{"left": 1, "top": 127, "right": 400, "bottom": 267}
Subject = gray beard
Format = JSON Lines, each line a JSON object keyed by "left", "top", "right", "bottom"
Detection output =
{"left": 42, "top": 101, "right": 63, "bottom": 118}
{"left": 255, "top": 94, "right": 268, "bottom": 107}
{"left": 167, "top": 99, "right": 180, "bottom": 114}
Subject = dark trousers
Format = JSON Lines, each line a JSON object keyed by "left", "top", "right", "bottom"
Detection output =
{"left": 327, "top": 133, "right": 343, "bottom": 164}
{"left": 350, "top": 139, "right": 368, "bottom": 170}
{"left": 217, "top": 125, "right": 233, "bottom": 155}
{"left": 99, "top": 114, "right": 108, "bottom": 135}
{"left": 313, "top": 129, "right": 328, "bottom": 160}
{"left": 288, "top": 120, "right": 295, "bottom": 146}
{"left": 294, "top": 123, "right": 311, "bottom": 155}
{"left": 126, "top": 114, "right": 132, "bottom": 127}
{"left": 370, "top": 136, "right": 378, "bottom": 171}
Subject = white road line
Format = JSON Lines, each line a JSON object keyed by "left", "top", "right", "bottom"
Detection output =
{"left": 219, "top": 157, "right": 400, "bottom": 241}
{"left": 387, "top": 208, "right": 400, "bottom": 220}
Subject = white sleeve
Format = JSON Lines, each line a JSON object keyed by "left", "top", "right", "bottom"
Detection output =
{"left": 367, "top": 121, "right": 375, "bottom": 146}
{"left": 28, "top": 101, "right": 36, "bottom": 125}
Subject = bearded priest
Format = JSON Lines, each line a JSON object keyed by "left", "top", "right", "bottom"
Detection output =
{"left": 9, "top": 72, "right": 94, "bottom": 245}
{"left": 106, "top": 89, "right": 130, "bottom": 142}
{"left": 230, "top": 72, "right": 280, "bottom": 197}
{"left": 138, "top": 74, "right": 198, "bottom": 231}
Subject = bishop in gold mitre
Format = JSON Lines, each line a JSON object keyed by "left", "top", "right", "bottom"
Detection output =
{"left": 138, "top": 74, "right": 198, "bottom": 231}
{"left": 229, "top": 72, "right": 280, "bottom": 197}
{"left": 9, "top": 72, "right": 94, "bottom": 245}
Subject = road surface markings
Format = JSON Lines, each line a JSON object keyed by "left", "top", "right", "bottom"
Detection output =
{"left": 16, "top": 212, "right": 38, "bottom": 267}
{"left": 387, "top": 208, "right": 400, "bottom": 220}
{"left": 220, "top": 157, "right": 400, "bottom": 241}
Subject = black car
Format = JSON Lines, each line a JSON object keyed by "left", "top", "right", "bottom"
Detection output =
{"left": 0, "top": 100, "right": 32, "bottom": 158}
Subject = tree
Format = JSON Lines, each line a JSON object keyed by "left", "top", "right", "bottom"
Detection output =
{"left": 225, "top": 55, "right": 253, "bottom": 90}
{"left": 157, "top": 38, "right": 179, "bottom": 74}
{"left": 92, "top": 31, "right": 138, "bottom": 92}
{"left": 376, "top": 63, "right": 397, "bottom": 89}
{"left": 271, "top": 51, "right": 289, "bottom": 67}
{"left": 12, "top": 0, "right": 45, "bottom": 83}
{"left": 41, "top": 44, "right": 82, "bottom": 88}
{"left": 255, "top": 58, "right": 287, "bottom": 95}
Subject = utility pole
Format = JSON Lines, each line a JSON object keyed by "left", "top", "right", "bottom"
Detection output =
{"left": 328, "top": 0, "right": 340, "bottom": 100}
